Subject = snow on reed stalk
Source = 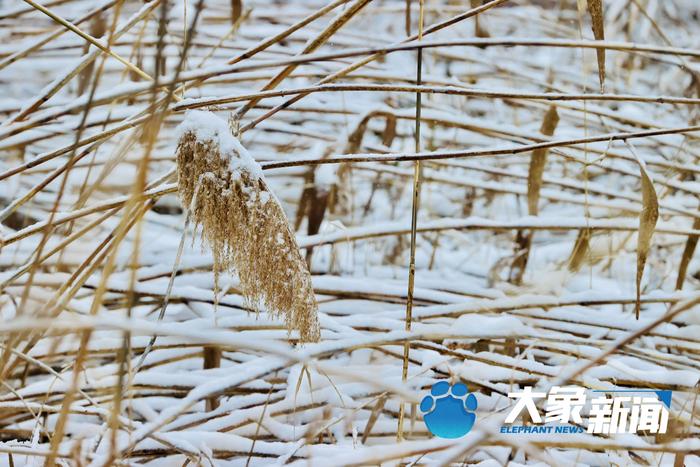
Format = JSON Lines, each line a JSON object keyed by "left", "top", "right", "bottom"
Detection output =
{"left": 175, "top": 110, "right": 320, "bottom": 342}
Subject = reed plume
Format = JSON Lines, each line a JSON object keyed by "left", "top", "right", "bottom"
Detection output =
{"left": 175, "top": 110, "right": 320, "bottom": 342}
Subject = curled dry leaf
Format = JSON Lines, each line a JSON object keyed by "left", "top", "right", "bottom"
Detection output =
{"left": 527, "top": 105, "right": 559, "bottom": 216}
{"left": 675, "top": 216, "right": 700, "bottom": 290}
{"left": 510, "top": 105, "right": 559, "bottom": 284}
{"left": 631, "top": 148, "right": 659, "bottom": 319}
{"left": 175, "top": 110, "right": 320, "bottom": 342}
{"left": 587, "top": 0, "right": 606, "bottom": 91}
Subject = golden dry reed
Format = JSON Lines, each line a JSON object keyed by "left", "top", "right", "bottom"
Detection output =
{"left": 175, "top": 110, "right": 320, "bottom": 342}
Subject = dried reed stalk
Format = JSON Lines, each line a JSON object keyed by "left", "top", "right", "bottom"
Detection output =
{"left": 203, "top": 345, "right": 222, "bottom": 410}
{"left": 399, "top": 0, "right": 425, "bottom": 442}
{"left": 176, "top": 110, "right": 320, "bottom": 342}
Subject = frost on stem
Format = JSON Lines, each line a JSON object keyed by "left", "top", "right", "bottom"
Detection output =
{"left": 175, "top": 110, "right": 320, "bottom": 342}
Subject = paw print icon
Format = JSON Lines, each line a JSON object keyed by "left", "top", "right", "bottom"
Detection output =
{"left": 420, "top": 381, "right": 477, "bottom": 439}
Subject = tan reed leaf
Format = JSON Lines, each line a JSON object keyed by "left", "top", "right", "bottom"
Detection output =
{"left": 175, "top": 110, "right": 320, "bottom": 342}
{"left": 567, "top": 228, "right": 592, "bottom": 273}
{"left": 231, "top": 0, "right": 243, "bottom": 24}
{"left": 527, "top": 105, "right": 559, "bottom": 216}
{"left": 470, "top": 0, "right": 490, "bottom": 38}
{"left": 587, "top": 0, "right": 606, "bottom": 91}
{"left": 381, "top": 114, "right": 397, "bottom": 147}
{"left": 510, "top": 105, "right": 559, "bottom": 284}
{"left": 631, "top": 149, "right": 659, "bottom": 319}
{"left": 675, "top": 216, "right": 700, "bottom": 290}
{"left": 77, "top": 13, "right": 106, "bottom": 95}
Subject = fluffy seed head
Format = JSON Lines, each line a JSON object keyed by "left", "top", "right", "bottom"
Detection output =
{"left": 175, "top": 111, "right": 320, "bottom": 342}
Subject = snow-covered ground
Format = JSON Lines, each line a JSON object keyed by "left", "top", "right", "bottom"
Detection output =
{"left": 1, "top": 0, "right": 700, "bottom": 465}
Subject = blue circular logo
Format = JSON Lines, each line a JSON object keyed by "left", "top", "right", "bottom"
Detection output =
{"left": 420, "top": 381, "right": 477, "bottom": 438}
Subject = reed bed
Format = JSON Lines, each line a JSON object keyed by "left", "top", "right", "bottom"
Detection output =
{"left": 0, "top": 0, "right": 700, "bottom": 465}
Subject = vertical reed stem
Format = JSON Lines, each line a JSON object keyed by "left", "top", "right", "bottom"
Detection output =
{"left": 203, "top": 346, "right": 222, "bottom": 410}
{"left": 398, "top": 0, "right": 423, "bottom": 442}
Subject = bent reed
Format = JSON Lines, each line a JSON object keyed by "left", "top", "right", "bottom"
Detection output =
{"left": 176, "top": 110, "right": 320, "bottom": 342}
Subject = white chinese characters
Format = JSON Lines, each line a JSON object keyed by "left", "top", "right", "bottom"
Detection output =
{"left": 545, "top": 386, "right": 586, "bottom": 424}
{"left": 587, "top": 395, "right": 668, "bottom": 434}
{"left": 505, "top": 387, "right": 546, "bottom": 423}
{"left": 504, "top": 386, "right": 670, "bottom": 435}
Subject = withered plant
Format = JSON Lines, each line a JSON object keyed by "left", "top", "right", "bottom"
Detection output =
{"left": 176, "top": 110, "right": 320, "bottom": 342}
